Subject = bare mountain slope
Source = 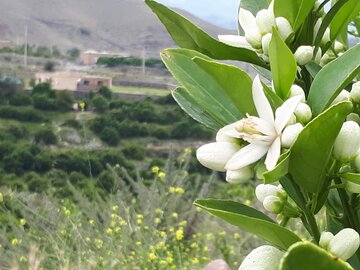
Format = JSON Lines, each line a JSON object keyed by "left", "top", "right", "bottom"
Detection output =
{"left": 0, "top": 0, "right": 232, "bottom": 57}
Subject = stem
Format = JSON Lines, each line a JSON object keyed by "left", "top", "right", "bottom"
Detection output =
{"left": 291, "top": 178, "right": 320, "bottom": 243}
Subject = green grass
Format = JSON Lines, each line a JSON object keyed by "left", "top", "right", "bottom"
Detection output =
{"left": 111, "top": 85, "right": 169, "bottom": 96}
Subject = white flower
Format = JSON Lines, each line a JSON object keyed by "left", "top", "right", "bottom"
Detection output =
{"left": 275, "top": 17, "right": 293, "bottom": 40}
{"left": 223, "top": 75, "right": 302, "bottom": 171}
{"left": 263, "top": 195, "right": 284, "bottom": 213}
{"left": 256, "top": 9, "right": 275, "bottom": 34}
{"left": 239, "top": 245, "right": 284, "bottom": 270}
{"left": 345, "top": 181, "right": 360, "bottom": 194}
{"left": 294, "top": 46, "right": 314, "bottom": 65}
{"left": 334, "top": 41, "right": 345, "bottom": 52}
{"left": 350, "top": 81, "right": 360, "bottom": 104}
{"left": 294, "top": 103, "right": 312, "bottom": 124}
{"left": 218, "top": 35, "right": 253, "bottom": 50}
{"left": 281, "top": 123, "right": 303, "bottom": 148}
{"left": 329, "top": 228, "right": 360, "bottom": 261}
{"left": 255, "top": 184, "right": 284, "bottom": 203}
{"left": 290, "top": 85, "right": 306, "bottom": 102}
{"left": 262, "top": 33, "right": 272, "bottom": 55}
{"left": 226, "top": 166, "right": 254, "bottom": 184}
{"left": 319, "top": 231, "right": 334, "bottom": 249}
{"left": 196, "top": 142, "right": 240, "bottom": 172}
{"left": 333, "top": 121, "right": 360, "bottom": 161}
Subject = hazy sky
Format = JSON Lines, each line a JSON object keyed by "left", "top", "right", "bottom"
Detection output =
{"left": 156, "top": 0, "right": 240, "bottom": 29}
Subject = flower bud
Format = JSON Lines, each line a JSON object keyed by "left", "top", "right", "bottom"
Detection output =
{"left": 334, "top": 41, "right": 345, "bottom": 53}
{"left": 314, "top": 19, "right": 322, "bottom": 39}
{"left": 263, "top": 195, "right": 284, "bottom": 213}
{"left": 333, "top": 121, "right": 360, "bottom": 162}
{"left": 354, "top": 154, "right": 360, "bottom": 172}
{"left": 226, "top": 166, "right": 254, "bottom": 184}
{"left": 319, "top": 231, "right": 334, "bottom": 249}
{"left": 196, "top": 142, "right": 240, "bottom": 172}
{"left": 345, "top": 181, "right": 360, "bottom": 194}
{"left": 294, "top": 46, "right": 314, "bottom": 65}
{"left": 322, "top": 28, "right": 330, "bottom": 45}
{"left": 245, "top": 29, "right": 263, "bottom": 49}
{"left": 320, "top": 52, "right": 334, "bottom": 66}
{"left": 314, "top": 48, "right": 322, "bottom": 64}
{"left": 294, "top": 103, "right": 312, "bottom": 124}
{"left": 350, "top": 82, "right": 360, "bottom": 104}
{"left": 255, "top": 184, "right": 284, "bottom": 203}
{"left": 329, "top": 228, "right": 360, "bottom": 261}
{"left": 275, "top": 17, "right": 293, "bottom": 41}
{"left": 218, "top": 35, "right": 252, "bottom": 49}
{"left": 331, "top": 90, "right": 350, "bottom": 106}
{"left": 290, "top": 85, "right": 306, "bottom": 102}
{"left": 256, "top": 9, "right": 275, "bottom": 34}
{"left": 346, "top": 113, "right": 360, "bottom": 125}
{"left": 261, "top": 33, "right": 272, "bottom": 55}
{"left": 281, "top": 123, "right": 303, "bottom": 148}
{"left": 239, "top": 245, "right": 284, "bottom": 270}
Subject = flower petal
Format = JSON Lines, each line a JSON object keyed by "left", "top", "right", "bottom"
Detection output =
{"left": 264, "top": 137, "right": 281, "bottom": 170}
{"left": 248, "top": 116, "right": 276, "bottom": 136}
{"left": 274, "top": 95, "right": 303, "bottom": 133}
{"left": 218, "top": 35, "right": 252, "bottom": 49}
{"left": 241, "top": 133, "right": 276, "bottom": 145}
{"left": 216, "top": 122, "right": 241, "bottom": 142}
{"left": 239, "top": 8, "right": 257, "bottom": 32}
{"left": 252, "top": 75, "right": 274, "bottom": 124}
{"left": 225, "top": 143, "right": 268, "bottom": 170}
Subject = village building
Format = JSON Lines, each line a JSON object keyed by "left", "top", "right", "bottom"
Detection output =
{"left": 0, "top": 40, "right": 14, "bottom": 49}
{"left": 35, "top": 71, "right": 112, "bottom": 91}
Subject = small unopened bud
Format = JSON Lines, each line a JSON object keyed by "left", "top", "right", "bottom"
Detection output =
{"left": 314, "top": 48, "right": 322, "bottom": 64}
{"left": 345, "top": 181, "right": 360, "bottom": 194}
{"left": 262, "top": 33, "right": 272, "bottom": 55}
{"left": 333, "top": 121, "right": 360, "bottom": 162}
{"left": 294, "top": 103, "right": 312, "bottom": 124}
{"left": 329, "top": 228, "right": 360, "bottom": 261}
{"left": 314, "top": 19, "right": 322, "bottom": 40}
{"left": 347, "top": 113, "right": 360, "bottom": 125}
{"left": 281, "top": 123, "right": 303, "bottom": 148}
{"left": 226, "top": 166, "right": 254, "bottom": 184}
{"left": 294, "top": 46, "right": 314, "bottom": 65}
{"left": 331, "top": 90, "right": 350, "bottom": 106}
{"left": 196, "top": 142, "right": 240, "bottom": 172}
{"left": 350, "top": 82, "right": 360, "bottom": 104}
{"left": 245, "top": 29, "right": 263, "bottom": 49}
{"left": 320, "top": 52, "right": 334, "bottom": 66}
{"left": 263, "top": 195, "right": 284, "bottom": 213}
{"left": 255, "top": 184, "right": 285, "bottom": 203}
{"left": 354, "top": 154, "right": 360, "bottom": 172}
{"left": 256, "top": 9, "right": 275, "bottom": 34}
{"left": 322, "top": 28, "right": 330, "bottom": 45}
{"left": 239, "top": 245, "right": 284, "bottom": 270}
{"left": 319, "top": 231, "right": 334, "bottom": 249}
{"left": 290, "top": 85, "right": 306, "bottom": 102}
{"left": 334, "top": 41, "right": 345, "bottom": 53}
{"left": 218, "top": 35, "right": 252, "bottom": 49}
{"left": 275, "top": 17, "right": 293, "bottom": 41}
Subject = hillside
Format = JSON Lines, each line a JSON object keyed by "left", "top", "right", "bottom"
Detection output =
{"left": 0, "top": 0, "right": 232, "bottom": 57}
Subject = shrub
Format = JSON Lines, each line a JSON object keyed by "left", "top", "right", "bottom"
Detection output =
{"left": 9, "top": 92, "right": 33, "bottom": 106}
{"left": 0, "top": 106, "right": 47, "bottom": 122}
{"left": 32, "top": 94, "right": 58, "bottom": 111}
{"left": 55, "top": 91, "right": 74, "bottom": 111}
{"left": 34, "top": 127, "right": 58, "bottom": 145}
{"left": 92, "top": 95, "right": 109, "bottom": 113}
{"left": 117, "top": 120, "right": 149, "bottom": 138}
{"left": 98, "top": 86, "right": 112, "bottom": 100}
{"left": 122, "top": 143, "right": 145, "bottom": 160}
{"left": 44, "top": 61, "right": 55, "bottom": 72}
{"left": 34, "top": 151, "right": 54, "bottom": 172}
{"left": 6, "top": 124, "right": 28, "bottom": 139}
{"left": 100, "top": 127, "right": 119, "bottom": 146}
{"left": 31, "top": 82, "right": 55, "bottom": 97}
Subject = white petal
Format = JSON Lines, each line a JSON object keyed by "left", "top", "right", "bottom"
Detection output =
{"left": 274, "top": 95, "right": 302, "bottom": 133}
{"left": 241, "top": 133, "right": 276, "bottom": 145}
{"left": 225, "top": 144, "right": 268, "bottom": 170}
{"left": 252, "top": 75, "right": 274, "bottom": 124}
{"left": 218, "top": 35, "right": 252, "bottom": 49}
{"left": 216, "top": 122, "right": 241, "bottom": 142}
{"left": 264, "top": 137, "right": 281, "bottom": 170}
{"left": 248, "top": 116, "right": 276, "bottom": 136}
{"left": 239, "top": 8, "right": 257, "bottom": 32}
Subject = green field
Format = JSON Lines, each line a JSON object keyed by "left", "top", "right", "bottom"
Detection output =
{"left": 111, "top": 85, "right": 170, "bottom": 96}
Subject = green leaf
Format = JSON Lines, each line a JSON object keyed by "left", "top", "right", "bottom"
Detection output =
{"left": 269, "top": 28, "right": 297, "bottom": 99}
{"left": 330, "top": 0, "right": 360, "bottom": 41}
{"left": 274, "top": 0, "right": 317, "bottom": 31}
{"left": 262, "top": 83, "right": 284, "bottom": 110}
{"left": 194, "top": 199, "right": 301, "bottom": 250}
{"left": 308, "top": 43, "right": 360, "bottom": 116}
{"left": 305, "top": 62, "right": 322, "bottom": 79}
{"left": 146, "top": 0, "right": 267, "bottom": 67}
{"left": 264, "top": 152, "right": 289, "bottom": 184}
{"left": 161, "top": 48, "right": 243, "bottom": 126}
{"left": 240, "top": 0, "right": 270, "bottom": 15}
{"left": 339, "top": 173, "right": 360, "bottom": 184}
{"left": 193, "top": 57, "right": 257, "bottom": 116}
{"left": 280, "top": 241, "right": 353, "bottom": 270}
{"left": 172, "top": 87, "right": 222, "bottom": 130}
{"left": 289, "top": 101, "right": 353, "bottom": 193}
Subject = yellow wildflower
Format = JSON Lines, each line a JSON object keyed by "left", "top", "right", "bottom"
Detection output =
{"left": 169, "top": 187, "right": 176, "bottom": 193}
{"left": 234, "top": 233, "right": 241, "bottom": 240}
{"left": 155, "top": 208, "right": 164, "bottom": 215}
{"left": 148, "top": 252, "right": 157, "bottom": 261}
{"left": 176, "top": 228, "right": 184, "bottom": 241}
{"left": 0, "top": 192, "right": 3, "bottom": 203}
{"left": 19, "top": 219, "right": 26, "bottom": 226}
{"left": 11, "top": 238, "right": 21, "bottom": 246}
{"left": 154, "top": 218, "right": 161, "bottom": 224}
{"left": 179, "top": 220, "right": 187, "bottom": 227}
{"left": 151, "top": 166, "right": 160, "bottom": 174}
{"left": 175, "top": 187, "right": 185, "bottom": 194}
{"left": 158, "top": 172, "right": 166, "bottom": 180}
{"left": 89, "top": 219, "right": 95, "bottom": 225}
{"left": 106, "top": 228, "right": 113, "bottom": 235}
{"left": 112, "top": 205, "right": 119, "bottom": 211}
{"left": 171, "top": 213, "right": 178, "bottom": 219}
{"left": 191, "top": 258, "right": 200, "bottom": 265}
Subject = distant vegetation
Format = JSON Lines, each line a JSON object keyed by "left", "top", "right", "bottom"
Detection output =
{"left": 97, "top": 56, "right": 166, "bottom": 68}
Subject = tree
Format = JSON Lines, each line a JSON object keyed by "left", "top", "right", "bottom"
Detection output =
{"left": 98, "top": 86, "right": 112, "bottom": 100}
{"left": 34, "top": 127, "right": 58, "bottom": 145}
{"left": 92, "top": 95, "right": 109, "bottom": 113}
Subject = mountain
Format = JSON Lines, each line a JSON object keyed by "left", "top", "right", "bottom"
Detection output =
{"left": 0, "top": 0, "right": 233, "bottom": 57}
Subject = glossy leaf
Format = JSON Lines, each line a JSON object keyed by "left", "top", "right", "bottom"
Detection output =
{"left": 330, "top": 0, "right": 360, "bottom": 41}
{"left": 269, "top": 28, "right": 297, "bottom": 99}
{"left": 240, "top": 0, "right": 270, "bottom": 15}
{"left": 280, "top": 241, "right": 353, "bottom": 270}
{"left": 172, "top": 87, "right": 222, "bottom": 130}
{"left": 305, "top": 62, "right": 322, "bottom": 79}
{"left": 308, "top": 43, "right": 360, "bottom": 116}
{"left": 289, "top": 102, "right": 353, "bottom": 193}
{"left": 274, "top": 0, "right": 317, "bottom": 31}
{"left": 161, "top": 48, "right": 243, "bottom": 126}
{"left": 194, "top": 199, "right": 301, "bottom": 250}
{"left": 146, "top": 0, "right": 267, "bottom": 67}
{"left": 193, "top": 57, "right": 257, "bottom": 116}
{"left": 264, "top": 152, "right": 289, "bottom": 184}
